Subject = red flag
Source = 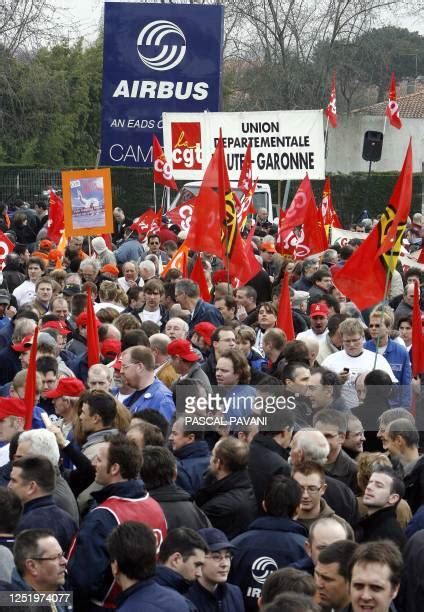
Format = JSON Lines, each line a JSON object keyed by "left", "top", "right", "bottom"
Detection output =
{"left": 321, "top": 178, "right": 342, "bottom": 228}
{"left": 161, "top": 243, "right": 189, "bottom": 278}
{"left": 102, "top": 234, "right": 113, "bottom": 250}
{"left": 325, "top": 73, "right": 337, "bottom": 128}
{"left": 332, "top": 144, "right": 412, "bottom": 310}
{"left": 24, "top": 327, "right": 38, "bottom": 430}
{"left": 418, "top": 249, "right": 424, "bottom": 264}
{"left": 279, "top": 175, "right": 315, "bottom": 232}
{"left": 0, "top": 230, "right": 15, "bottom": 268}
{"left": 236, "top": 144, "right": 257, "bottom": 223}
{"left": 47, "top": 190, "right": 65, "bottom": 245}
{"left": 86, "top": 286, "right": 100, "bottom": 368}
{"left": 130, "top": 208, "right": 162, "bottom": 236}
{"left": 386, "top": 72, "right": 402, "bottom": 130}
{"left": 293, "top": 196, "right": 328, "bottom": 259}
{"left": 376, "top": 140, "right": 412, "bottom": 257}
{"left": 412, "top": 281, "right": 424, "bottom": 377}
{"left": 190, "top": 257, "right": 210, "bottom": 301}
{"left": 277, "top": 271, "right": 295, "bottom": 341}
{"left": 167, "top": 200, "right": 194, "bottom": 232}
{"left": 152, "top": 135, "right": 178, "bottom": 191}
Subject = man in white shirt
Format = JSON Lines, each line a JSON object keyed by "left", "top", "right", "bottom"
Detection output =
{"left": 297, "top": 303, "right": 329, "bottom": 347}
{"left": 0, "top": 398, "right": 26, "bottom": 467}
{"left": 322, "top": 318, "right": 397, "bottom": 409}
{"left": 12, "top": 257, "right": 45, "bottom": 307}
{"left": 117, "top": 261, "right": 143, "bottom": 293}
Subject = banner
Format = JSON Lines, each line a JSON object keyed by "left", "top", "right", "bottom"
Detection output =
{"left": 62, "top": 169, "right": 113, "bottom": 238}
{"left": 100, "top": 3, "right": 223, "bottom": 167}
{"left": 162, "top": 110, "right": 325, "bottom": 180}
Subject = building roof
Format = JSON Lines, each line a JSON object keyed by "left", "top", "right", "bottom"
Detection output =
{"left": 353, "top": 89, "right": 424, "bottom": 118}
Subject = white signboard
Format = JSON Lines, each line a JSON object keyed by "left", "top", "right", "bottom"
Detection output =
{"left": 162, "top": 110, "right": 325, "bottom": 181}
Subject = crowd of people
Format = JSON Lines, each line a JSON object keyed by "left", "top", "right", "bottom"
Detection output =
{"left": 0, "top": 198, "right": 422, "bottom": 611}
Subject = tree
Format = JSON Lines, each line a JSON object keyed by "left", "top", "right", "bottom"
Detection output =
{"left": 0, "top": 0, "right": 60, "bottom": 54}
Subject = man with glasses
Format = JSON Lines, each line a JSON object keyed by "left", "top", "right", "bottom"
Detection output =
{"left": 0, "top": 529, "right": 71, "bottom": 610}
{"left": 321, "top": 318, "right": 396, "bottom": 409}
{"left": 121, "top": 346, "right": 175, "bottom": 421}
{"left": 293, "top": 462, "right": 344, "bottom": 531}
{"left": 364, "top": 308, "right": 411, "bottom": 407}
{"left": 140, "top": 234, "right": 170, "bottom": 268}
{"left": 187, "top": 527, "right": 244, "bottom": 612}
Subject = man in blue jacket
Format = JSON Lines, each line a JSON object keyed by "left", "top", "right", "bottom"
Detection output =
{"left": 364, "top": 309, "right": 411, "bottom": 407}
{"left": 107, "top": 521, "right": 192, "bottom": 612}
{"left": 187, "top": 527, "right": 244, "bottom": 612}
{"left": 175, "top": 278, "right": 224, "bottom": 336}
{"left": 229, "top": 475, "right": 307, "bottom": 612}
{"left": 121, "top": 346, "right": 175, "bottom": 421}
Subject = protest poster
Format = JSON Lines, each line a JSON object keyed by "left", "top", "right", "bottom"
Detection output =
{"left": 62, "top": 169, "right": 113, "bottom": 237}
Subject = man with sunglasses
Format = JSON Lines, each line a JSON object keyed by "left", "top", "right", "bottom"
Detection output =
{"left": 0, "top": 529, "right": 72, "bottom": 611}
{"left": 140, "top": 234, "right": 170, "bottom": 268}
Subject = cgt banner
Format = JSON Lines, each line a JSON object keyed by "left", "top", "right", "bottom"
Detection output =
{"left": 100, "top": 2, "right": 224, "bottom": 168}
{"left": 162, "top": 110, "right": 325, "bottom": 180}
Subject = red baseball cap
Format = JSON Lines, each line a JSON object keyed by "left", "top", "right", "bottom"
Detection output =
{"left": 167, "top": 339, "right": 200, "bottom": 362}
{"left": 76, "top": 312, "right": 102, "bottom": 328}
{"left": 42, "top": 321, "right": 71, "bottom": 336}
{"left": 310, "top": 303, "right": 329, "bottom": 317}
{"left": 12, "top": 334, "right": 33, "bottom": 353}
{"left": 44, "top": 377, "right": 85, "bottom": 399}
{"left": 193, "top": 322, "right": 216, "bottom": 346}
{"left": 260, "top": 241, "right": 276, "bottom": 253}
{"left": 100, "top": 339, "right": 121, "bottom": 357}
{"left": 0, "top": 398, "right": 26, "bottom": 421}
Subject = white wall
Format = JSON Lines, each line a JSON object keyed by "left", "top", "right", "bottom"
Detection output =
{"left": 326, "top": 114, "right": 424, "bottom": 174}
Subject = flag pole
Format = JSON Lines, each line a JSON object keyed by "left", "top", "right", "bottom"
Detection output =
{"left": 383, "top": 115, "right": 387, "bottom": 135}
{"left": 153, "top": 181, "right": 157, "bottom": 213}
{"left": 324, "top": 116, "right": 330, "bottom": 160}
{"left": 372, "top": 247, "right": 394, "bottom": 370}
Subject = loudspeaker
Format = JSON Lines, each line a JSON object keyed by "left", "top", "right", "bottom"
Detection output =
{"left": 362, "top": 131, "right": 384, "bottom": 162}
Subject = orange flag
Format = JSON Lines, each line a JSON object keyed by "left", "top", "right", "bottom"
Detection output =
{"left": 277, "top": 271, "right": 295, "bottom": 341}
{"left": 161, "top": 243, "right": 189, "bottom": 278}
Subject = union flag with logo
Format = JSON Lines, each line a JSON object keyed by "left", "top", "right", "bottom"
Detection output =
{"left": 321, "top": 178, "right": 342, "bottom": 229}
{"left": 333, "top": 142, "right": 412, "bottom": 309}
{"left": 325, "top": 73, "right": 337, "bottom": 128}
{"left": 385, "top": 72, "right": 402, "bottom": 130}
{"left": 152, "top": 135, "right": 178, "bottom": 190}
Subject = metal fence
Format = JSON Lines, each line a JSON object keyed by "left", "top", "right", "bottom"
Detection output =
{"left": 0, "top": 166, "right": 156, "bottom": 218}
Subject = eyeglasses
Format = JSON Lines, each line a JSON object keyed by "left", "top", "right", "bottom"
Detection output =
{"left": 120, "top": 362, "right": 138, "bottom": 370}
{"left": 206, "top": 552, "right": 233, "bottom": 562}
{"left": 298, "top": 485, "right": 322, "bottom": 494}
{"left": 31, "top": 551, "right": 65, "bottom": 562}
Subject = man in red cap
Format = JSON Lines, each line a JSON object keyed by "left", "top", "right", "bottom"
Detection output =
{"left": 67, "top": 311, "right": 101, "bottom": 358}
{"left": 167, "top": 339, "right": 212, "bottom": 394}
{"left": 0, "top": 398, "right": 26, "bottom": 467}
{"left": 191, "top": 322, "right": 216, "bottom": 358}
{"left": 297, "top": 303, "right": 329, "bottom": 347}
{"left": 44, "top": 377, "right": 85, "bottom": 442}
{"left": 259, "top": 241, "right": 278, "bottom": 282}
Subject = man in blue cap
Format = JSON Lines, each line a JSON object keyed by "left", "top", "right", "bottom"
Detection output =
{"left": 186, "top": 527, "right": 244, "bottom": 611}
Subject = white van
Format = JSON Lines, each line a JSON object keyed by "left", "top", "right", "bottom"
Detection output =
{"left": 169, "top": 181, "right": 274, "bottom": 222}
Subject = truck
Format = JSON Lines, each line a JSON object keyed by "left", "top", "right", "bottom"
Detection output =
{"left": 169, "top": 181, "right": 275, "bottom": 223}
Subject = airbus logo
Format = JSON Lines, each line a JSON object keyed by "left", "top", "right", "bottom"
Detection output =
{"left": 251, "top": 557, "right": 278, "bottom": 585}
{"left": 137, "top": 20, "right": 186, "bottom": 71}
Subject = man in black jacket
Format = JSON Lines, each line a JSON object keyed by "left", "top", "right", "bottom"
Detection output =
{"left": 195, "top": 436, "right": 257, "bottom": 539}
{"left": 140, "top": 445, "right": 210, "bottom": 531}
{"left": 156, "top": 527, "right": 208, "bottom": 611}
{"left": 356, "top": 465, "right": 406, "bottom": 550}
{"left": 248, "top": 412, "right": 293, "bottom": 510}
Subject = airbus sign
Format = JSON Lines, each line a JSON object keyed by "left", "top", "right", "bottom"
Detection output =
{"left": 100, "top": 3, "right": 223, "bottom": 168}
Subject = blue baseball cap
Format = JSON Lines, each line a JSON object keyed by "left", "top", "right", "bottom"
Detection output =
{"left": 198, "top": 528, "right": 235, "bottom": 552}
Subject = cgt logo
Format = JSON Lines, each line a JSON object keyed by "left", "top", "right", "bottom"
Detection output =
{"left": 251, "top": 557, "right": 278, "bottom": 585}
{"left": 171, "top": 122, "right": 202, "bottom": 170}
{"left": 137, "top": 20, "right": 186, "bottom": 71}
